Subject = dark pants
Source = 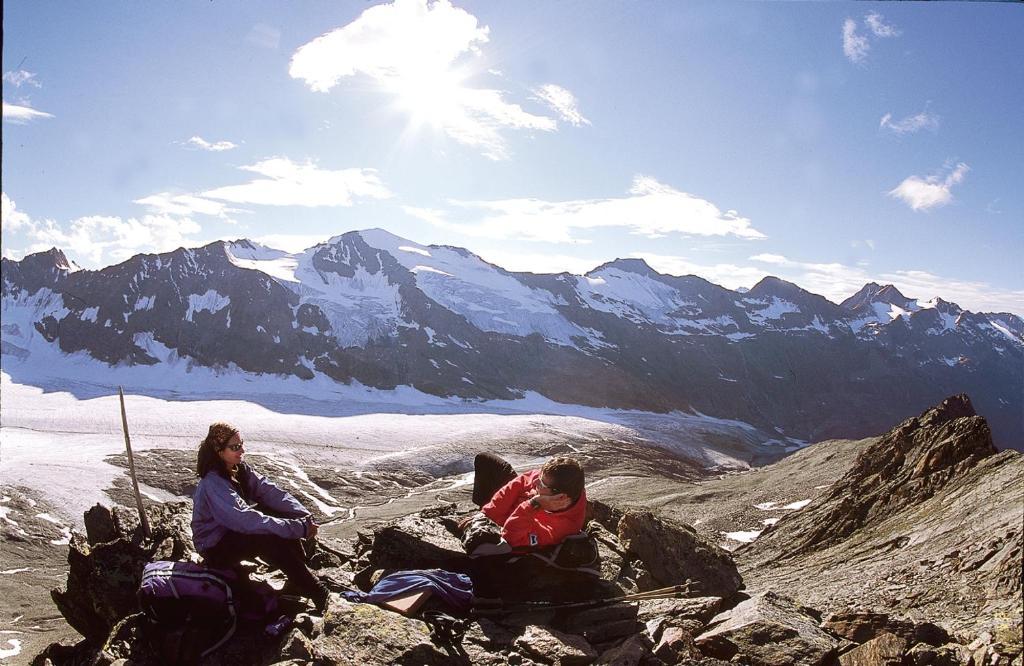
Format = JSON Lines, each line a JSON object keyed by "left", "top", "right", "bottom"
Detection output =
{"left": 472, "top": 452, "right": 517, "bottom": 507}
{"left": 204, "top": 530, "right": 325, "bottom": 604}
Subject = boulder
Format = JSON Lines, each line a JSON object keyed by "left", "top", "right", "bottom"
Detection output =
{"left": 50, "top": 501, "right": 196, "bottom": 641}
{"left": 586, "top": 520, "right": 631, "bottom": 587}
{"left": 636, "top": 596, "right": 724, "bottom": 626}
{"left": 360, "top": 510, "right": 466, "bottom": 576}
{"left": 312, "top": 598, "right": 452, "bottom": 664}
{"left": 559, "top": 603, "right": 640, "bottom": 646}
{"left": 278, "top": 627, "right": 315, "bottom": 661}
{"left": 822, "top": 611, "right": 950, "bottom": 647}
{"left": 462, "top": 618, "right": 523, "bottom": 665}
{"left": 904, "top": 642, "right": 964, "bottom": 666}
{"left": 837, "top": 632, "right": 908, "bottom": 666}
{"left": 514, "top": 625, "right": 598, "bottom": 666}
{"left": 84, "top": 504, "right": 118, "bottom": 545}
{"left": 653, "top": 625, "right": 702, "bottom": 664}
{"left": 616, "top": 510, "right": 742, "bottom": 597}
{"left": 695, "top": 591, "right": 838, "bottom": 665}
{"left": 594, "top": 634, "right": 652, "bottom": 665}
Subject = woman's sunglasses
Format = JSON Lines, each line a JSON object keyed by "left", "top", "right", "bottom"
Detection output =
{"left": 222, "top": 442, "right": 244, "bottom": 452}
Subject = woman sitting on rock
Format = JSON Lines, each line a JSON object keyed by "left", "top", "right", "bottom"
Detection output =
{"left": 191, "top": 422, "right": 329, "bottom": 610}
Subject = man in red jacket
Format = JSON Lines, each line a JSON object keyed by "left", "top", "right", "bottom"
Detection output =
{"left": 462, "top": 453, "right": 587, "bottom": 551}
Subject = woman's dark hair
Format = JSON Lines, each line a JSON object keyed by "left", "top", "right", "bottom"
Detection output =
{"left": 196, "top": 422, "right": 239, "bottom": 478}
{"left": 540, "top": 456, "right": 586, "bottom": 502}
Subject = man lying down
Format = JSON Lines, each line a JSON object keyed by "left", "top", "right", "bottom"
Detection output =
{"left": 459, "top": 454, "right": 587, "bottom": 555}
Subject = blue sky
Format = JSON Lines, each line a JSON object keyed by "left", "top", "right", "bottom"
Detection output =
{"left": 3, "top": 1, "right": 1022, "bottom": 313}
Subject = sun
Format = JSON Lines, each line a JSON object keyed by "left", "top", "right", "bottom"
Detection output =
{"left": 385, "top": 61, "right": 473, "bottom": 134}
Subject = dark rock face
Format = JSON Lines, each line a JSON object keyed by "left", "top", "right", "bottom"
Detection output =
{"left": 738, "top": 397, "right": 1023, "bottom": 640}
{"left": 821, "top": 611, "right": 950, "bottom": 647}
{"left": 615, "top": 510, "right": 743, "bottom": 598}
{"left": 695, "top": 591, "right": 839, "bottom": 666}
{"left": 358, "top": 511, "right": 467, "bottom": 574}
{"left": 749, "top": 394, "right": 997, "bottom": 560}
{"left": 314, "top": 600, "right": 452, "bottom": 665}
{"left": 4, "top": 232, "right": 1023, "bottom": 448}
{"left": 837, "top": 632, "right": 907, "bottom": 666}
{"left": 50, "top": 502, "right": 195, "bottom": 642}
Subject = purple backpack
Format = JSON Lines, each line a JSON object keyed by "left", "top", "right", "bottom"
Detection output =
{"left": 138, "top": 561, "right": 238, "bottom": 658}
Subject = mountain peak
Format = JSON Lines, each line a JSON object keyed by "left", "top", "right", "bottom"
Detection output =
{"left": 20, "top": 247, "right": 78, "bottom": 272}
{"left": 841, "top": 282, "right": 912, "bottom": 312}
{"left": 746, "top": 394, "right": 995, "bottom": 561}
{"left": 748, "top": 275, "right": 805, "bottom": 298}
{"left": 589, "top": 257, "right": 656, "bottom": 277}
{"left": 356, "top": 228, "right": 417, "bottom": 249}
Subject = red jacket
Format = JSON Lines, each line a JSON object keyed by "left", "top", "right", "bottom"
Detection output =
{"left": 481, "top": 469, "right": 588, "bottom": 549}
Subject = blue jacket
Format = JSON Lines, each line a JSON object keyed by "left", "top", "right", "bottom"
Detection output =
{"left": 191, "top": 463, "right": 311, "bottom": 554}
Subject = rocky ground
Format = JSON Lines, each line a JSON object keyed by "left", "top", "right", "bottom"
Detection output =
{"left": 1, "top": 487, "right": 83, "bottom": 664}
{"left": 9, "top": 394, "right": 1024, "bottom": 665}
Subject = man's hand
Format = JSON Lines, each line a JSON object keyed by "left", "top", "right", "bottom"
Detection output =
{"left": 534, "top": 493, "right": 573, "bottom": 512}
{"left": 306, "top": 521, "right": 319, "bottom": 540}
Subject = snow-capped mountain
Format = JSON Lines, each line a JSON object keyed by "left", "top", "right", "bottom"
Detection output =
{"left": 2, "top": 229, "right": 1021, "bottom": 448}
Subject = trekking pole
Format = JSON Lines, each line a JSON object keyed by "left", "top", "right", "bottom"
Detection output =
{"left": 470, "top": 583, "right": 693, "bottom": 616}
{"left": 118, "top": 386, "right": 151, "bottom": 539}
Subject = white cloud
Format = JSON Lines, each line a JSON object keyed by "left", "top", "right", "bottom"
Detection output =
{"left": 28, "top": 214, "right": 203, "bottom": 266}
{"left": 3, "top": 192, "right": 205, "bottom": 267}
{"left": 531, "top": 84, "right": 590, "bottom": 127}
{"left": 636, "top": 252, "right": 771, "bottom": 292}
{"left": 842, "top": 18, "right": 870, "bottom": 63}
{"left": 201, "top": 157, "right": 392, "bottom": 207}
{"left": 252, "top": 234, "right": 330, "bottom": 254}
{"left": 409, "top": 175, "right": 765, "bottom": 244}
{"left": 185, "top": 136, "right": 238, "bottom": 152}
{"left": 289, "top": 0, "right": 557, "bottom": 160}
{"left": 865, "top": 12, "right": 901, "bottom": 38}
{"left": 134, "top": 192, "right": 240, "bottom": 221}
{"left": 3, "top": 101, "right": 54, "bottom": 124}
{"left": 3, "top": 70, "right": 42, "bottom": 88}
{"left": 290, "top": 0, "right": 488, "bottom": 92}
{"left": 745, "top": 253, "right": 1024, "bottom": 315}
{"left": 889, "top": 162, "right": 969, "bottom": 211}
{"left": 879, "top": 110, "right": 939, "bottom": 135}
{"left": 843, "top": 13, "right": 900, "bottom": 64}
{"left": 474, "top": 249, "right": 607, "bottom": 276}
{"left": 1, "top": 193, "right": 33, "bottom": 231}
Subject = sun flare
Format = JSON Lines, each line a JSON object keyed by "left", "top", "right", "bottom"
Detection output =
{"left": 386, "top": 62, "right": 472, "bottom": 133}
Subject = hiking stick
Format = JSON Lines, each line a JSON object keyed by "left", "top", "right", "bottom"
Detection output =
{"left": 470, "top": 584, "right": 693, "bottom": 616}
{"left": 119, "top": 386, "right": 151, "bottom": 539}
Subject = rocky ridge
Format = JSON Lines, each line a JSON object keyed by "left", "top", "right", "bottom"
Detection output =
{"left": 738, "top": 395, "right": 1023, "bottom": 640}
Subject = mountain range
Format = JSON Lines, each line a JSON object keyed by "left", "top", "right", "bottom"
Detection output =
{"left": 2, "top": 228, "right": 1021, "bottom": 448}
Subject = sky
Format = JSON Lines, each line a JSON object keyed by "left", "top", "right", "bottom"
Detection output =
{"left": 2, "top": 1, "right": 1022, "bottom": 314}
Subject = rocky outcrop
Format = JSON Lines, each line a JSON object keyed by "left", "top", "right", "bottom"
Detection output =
{"left": 694, "top": 591, "right": 839, "bottom": 665}
{"left": 313, "top": 600, "right": 452, "bottom": 665}
{"left": 750, "top": 395, "right": 997, "bottom": 560}
{"left": 614, "top": 509, "right": 743, "bottom": 597}
{"left": 739, "top": 397, "right": 1024, "bottom": 639}
{"left": 821, "top": 611, "right": 949, "bottom": 646}
{"left": 51, "top": 502, "right": 195, "bottom": 641}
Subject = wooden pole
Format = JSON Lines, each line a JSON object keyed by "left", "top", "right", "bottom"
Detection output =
{"left": 119, "top": 386, "right": 151, "bottom": 539}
